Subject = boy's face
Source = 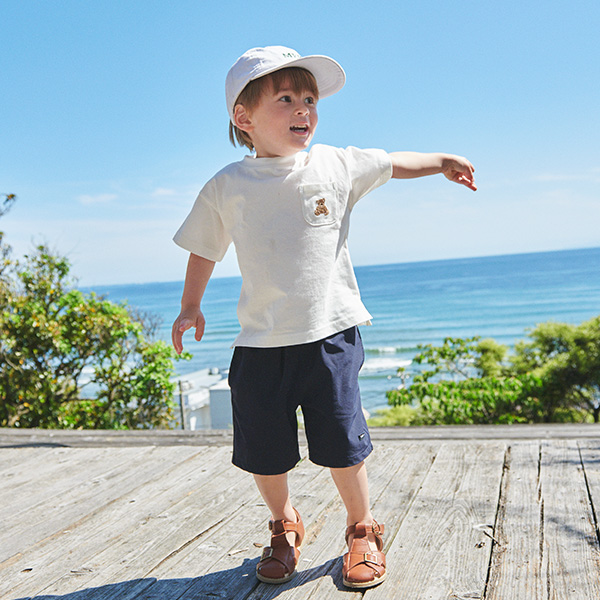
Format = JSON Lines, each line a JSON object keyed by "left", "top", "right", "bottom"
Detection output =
{"left": 235, "top": 78, "right": 318, "bottom": 158}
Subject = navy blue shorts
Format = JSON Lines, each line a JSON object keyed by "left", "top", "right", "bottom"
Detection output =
{"left": 228, "top": 327, "right": 373, "bottom": 475}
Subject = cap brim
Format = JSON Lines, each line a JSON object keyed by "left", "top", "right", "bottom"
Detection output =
{"left": 250, "top": 54, "right": 346, "bottom": 99}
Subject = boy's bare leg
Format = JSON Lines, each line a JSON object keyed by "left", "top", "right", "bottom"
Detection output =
{"left": 330, "top": 460, "right": 373, "bottom": 525}
{"left": 253, "top": 473, "right": 299, "bottom": 546}
{"left": 330, "top": 461, "right": 379, "bottom": 550}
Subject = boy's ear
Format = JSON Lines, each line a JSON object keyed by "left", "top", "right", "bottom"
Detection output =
{"left": 233, "top": 104, "right": 253, "bottom": 133}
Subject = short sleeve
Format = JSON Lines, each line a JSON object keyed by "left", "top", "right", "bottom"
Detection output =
{"left": 341, "top": 146, "right": 393, "bottom": 207}
{"left": 173, "top": 179, "right": 232, "bottom": 262}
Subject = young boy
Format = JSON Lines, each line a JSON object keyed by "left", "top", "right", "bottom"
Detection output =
{"left": 172, "top": 45, "right": 476, "bottom": 589}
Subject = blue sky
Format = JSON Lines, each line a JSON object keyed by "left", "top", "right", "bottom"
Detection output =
{"left": 2, "top": 0, "right": 599, "bottom": 286}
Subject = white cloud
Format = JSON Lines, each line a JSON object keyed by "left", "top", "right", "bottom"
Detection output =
{"left": 77, "top": 193, "right": 118, "bottom": 205}
{"left": 149, "top": 185, "right": 202, "bottom": 210}
{"left": 531, "top": 171, "right": 600, "bottom": 183}
{"left": 152, "top": 188, "right": 177, "bottom": 197}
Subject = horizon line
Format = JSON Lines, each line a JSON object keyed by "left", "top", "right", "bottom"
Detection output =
{"left": 79, "top": 244, "right": 600, "bottom": 290}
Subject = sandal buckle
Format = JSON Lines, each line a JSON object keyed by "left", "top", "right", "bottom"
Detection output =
{"left": 363, "top": 552, "right": 379, "bottom": 565}
{"left": 372, "top": 521, "right": 382, "bottom": 536}
{"left": 261, "top": 547, "right": 274, "bottom": 560}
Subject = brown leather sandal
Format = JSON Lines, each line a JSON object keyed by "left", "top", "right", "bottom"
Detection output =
{"left": 342, "top": 520, "right": 386, "bottom": 588}
{"left": 256, "top": 507, "right": 305, "bottom": 584}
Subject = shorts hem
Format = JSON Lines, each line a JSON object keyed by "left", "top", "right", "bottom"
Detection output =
{"left": 231, "top": 455, "right": 301, "bottom": 476}
{"left": 308, "top": 442, "right": 373, "bottom": 470}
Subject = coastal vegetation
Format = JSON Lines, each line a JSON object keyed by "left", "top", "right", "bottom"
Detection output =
{"left": 0, "top": 195, "right": 188, "bottom": 429}
{"left": 371, "top": 322, "right": 600, "bottom": 426}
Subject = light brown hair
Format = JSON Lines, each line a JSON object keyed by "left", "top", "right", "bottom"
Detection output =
{"left": 229, "top": 67, "right": 319, "bottom": 151}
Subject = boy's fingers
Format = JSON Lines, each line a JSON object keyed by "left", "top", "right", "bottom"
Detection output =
{"left": 461, "top": 171, "right": 477, "bottom": 191}
{"left": 194, "top": 317, "right": 206, "bottom": 341}
{"left": 172, "top": 316, "right": 206, "bottom": 350}
{"left": 172, "top": 330, "right": 183, "bottom": 354}
{"left": 451, "top": 169, "right": 477, "bottom": 191}
{"left": 178, "top": 318, "right": 193, "bottom": 332}
{"left": 172, "top": 318, "right": 192, "bottom": 354}
{"left": 459, "top": 176, "right": 477, "bottom": 191}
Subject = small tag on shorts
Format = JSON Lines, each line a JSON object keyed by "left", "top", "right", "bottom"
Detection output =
{"left": 358, "top": 433, "right": 366, "bottom": 440}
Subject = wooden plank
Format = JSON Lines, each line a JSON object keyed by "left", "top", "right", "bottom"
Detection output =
{"left": 1, "top": 446, "right": 150, "bottom": 520}
{"left": 0, "top": 447, "right": 47, "bottom": 474}
{"left": 364, "top": 441, "right": 506, "bottom": 600}
{"left": 0, "top": 446, "right": 95, "bottom": 499}
{"left": 541, "top": 440, "right": 600, "bottom": 599}
{"left": 368, "top": 424, "right": 600, "bottom": 441}
{"left": 0, "top": 446, "right": 203, "bottom": 561}
{"left": 486, "top": 441, "right": 543, "bottom": 600}
{"left": 0, "top": 446, "right": 228, "bottom": 599}
{"left": 0, "top": 446, "right": 154, "bottom": 562}
{"left": 17, "top": 447, "right": 261, "bottom": 598}
{"left": 5, "top": 445, "right": 201, "bottom": 526}
{"left": 0, "top": 446, "right": 156, "bottom": 509}
{"left": 579, "top": 439, "right": 600, "bottom": 537}
{"left": 32, "top": 473, "right": 261, "bottom": 599}
{"left": 0, "top": 427, "right": 236, "bottom": 448}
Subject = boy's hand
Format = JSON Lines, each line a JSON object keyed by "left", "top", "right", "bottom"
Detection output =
{"left": 172, "top": 309, "right": 206, "bottom": 355}
{"left": 441, "top": 155, "right": 477, "bottom": 191}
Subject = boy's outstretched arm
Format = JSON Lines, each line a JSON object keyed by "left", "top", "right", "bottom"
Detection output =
{"left": 389, "top": 152, "right": 477, "bottom": 191}
{"left": 171, "top": 253, "right": 216, "bottom": 354}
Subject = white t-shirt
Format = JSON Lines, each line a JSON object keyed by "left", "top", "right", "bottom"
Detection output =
{"left": 174, "top": 144, "right": 393, "bottom": 347}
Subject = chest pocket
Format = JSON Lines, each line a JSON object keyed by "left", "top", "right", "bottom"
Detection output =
{"left": 300, "top": 183, "right": 339, "bottom": 227}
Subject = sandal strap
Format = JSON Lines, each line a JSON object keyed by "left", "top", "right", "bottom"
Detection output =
{"left": 269, "top": 519, "right": 303, "bottom": 534}
{"left": 345, "top": 520, "right": 384, "bottom": 545}
{"left": 268, "top": 507, "right": 304, "bottom": 548}
{"left": 344, "top": 549, "right": 386, "bottom": 575}
{"left": 352, "top": 551, "right": 385, "bottom": 567}
{"left": 260, "top": 545, "right": 298, "bottom": 564}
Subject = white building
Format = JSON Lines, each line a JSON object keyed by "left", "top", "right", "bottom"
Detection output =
{"left": 172, "top": 368, "right": 232, "bottom": 430}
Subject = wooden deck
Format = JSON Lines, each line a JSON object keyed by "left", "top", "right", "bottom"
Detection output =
{"left": 2, "top": 425, "right": 600, "bottom": 599}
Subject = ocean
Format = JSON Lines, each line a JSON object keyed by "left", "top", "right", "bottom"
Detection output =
{"left": 85, "top": 247, "right": 600, "bottom": 413}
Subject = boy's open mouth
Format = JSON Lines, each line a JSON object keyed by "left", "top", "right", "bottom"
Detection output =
{"left": 290, "top": 125, "right": 309, "bottom": 133}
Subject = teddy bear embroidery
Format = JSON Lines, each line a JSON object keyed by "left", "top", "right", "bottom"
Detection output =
{"left": 314, "top": 198, "right": 330, "bottom": 217}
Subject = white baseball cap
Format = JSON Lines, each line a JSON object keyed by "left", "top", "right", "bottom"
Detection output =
{"left": 225, "top": 45, "right": 346, "bottom": 121}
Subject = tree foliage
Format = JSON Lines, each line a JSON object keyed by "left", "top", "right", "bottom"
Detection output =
{"left": 385, "top": 337, "right": 545, "bottom": 425}
{"left": 512, "top": 319, "right": 600, "bottom": 422}
{"left": 0, "top": 195, "right": 188, "bottom": 429}
{"left": 383, "top": 319, "right": 600, "bottom": 426}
